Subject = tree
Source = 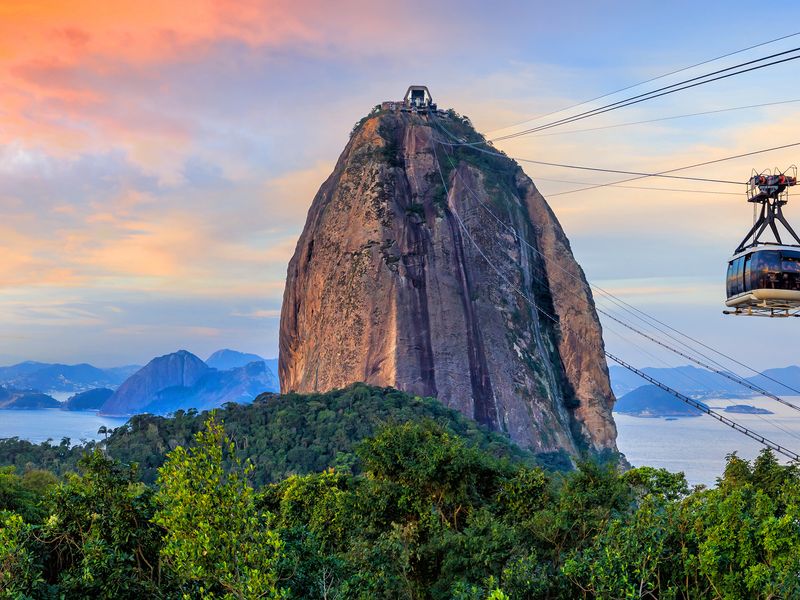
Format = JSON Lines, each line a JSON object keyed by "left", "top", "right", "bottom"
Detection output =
{"left": 154, "top": 417, "right": 286, "bottom": 599}
{"left": 42, "top": 450, "right": 165, "bottom": 598}
{"left": 0, "top": 511, "right": 44, "bottom": 598}
{"left": 0, "top": 466, "right": 46, "bottom": 523}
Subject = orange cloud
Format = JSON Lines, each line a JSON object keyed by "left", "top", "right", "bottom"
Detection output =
{"left": 0, "top": 1, "right": 318, "bottom": 66}
{"left": 0, "top": 1, "right": 319, "bottom": 158}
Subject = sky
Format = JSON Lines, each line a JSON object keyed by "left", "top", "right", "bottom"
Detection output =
{"left": 2, "top": 0, "right": 800, "bottom": 372}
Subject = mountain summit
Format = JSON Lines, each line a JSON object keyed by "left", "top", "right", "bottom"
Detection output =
{"left": 279, "top": 100, "right": 618, "bottom": 457}
{"left": 206, "top": 349, "right": 265, "bottom": 370}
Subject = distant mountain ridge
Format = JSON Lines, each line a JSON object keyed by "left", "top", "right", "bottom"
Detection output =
{"left": 0, "top": 349, "right": 279, "bottom": 416}
{"left": 100, "top": 349, "right": 279, "bottom": 416}
{"left": 746, "top": 366, "right": 800, "bottom": 395}
{"left": 206, "top": 349, "right": 265, "bottom": 370}
{"left": 0, "top": 361, "right": 139, "bottom": 393}
{"left": 143, "top": 361, "right": 278, "bottom": 414}
{"left": 609, "top": 364, "right": 800, "bottom": 399}
{"left": 100, "top": 350, "right": 210, "bottom": 415}
{"left": 614, "top": 384, "right": 708, "bottom": 418}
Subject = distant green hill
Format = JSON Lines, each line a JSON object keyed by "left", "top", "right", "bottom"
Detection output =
{"left": 0, "top": 387, "right": 59, "bottom": 409}
{"left": 63, "top": 388, "right": 114, "bottom": 410}
{"left": 614, "top": 384, "right": 708, "bottom": 418}
{"left": 0, "top": 383, "right": 561, "bottom": 485}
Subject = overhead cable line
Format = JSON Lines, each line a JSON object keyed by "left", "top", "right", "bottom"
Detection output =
{"left": 485, "top": 31, "right": 800, "bottom": 135}
{"left": 526, "top": 99, "right": 800, "bottom": 138}
{"left": 606, "top": 355, "right": 800, "bottom": 462}
{"left": 534, "top": 177, "right": 740, "bottom": 196}
{"left": 429, "top": 131, "right": 800, "bottom": 462}
{"left": 431, "top": 149, "right": 739, "bottom": 195}
{"left": 598, "top": 308, "right": 800, "bottom": 413}
{"left": 435, "top": 127, "right": 752, "bottom": 186}
{"left": 547, "top": 141, "right": 800, "bottom": 197}
{"left": 510, "top": 157, "right": 740, "bottom": 185}
{"left": 599, "top": 323, "right": 800, "bottom": 443}
{"left": 435, "top": 103, "right": 800, "bottom": 196}
{"left": 489, "top": 48, "right": 800, "bottom": 142}
{"left": 431, "top": 115, "right": 800, "bottom": 414}
{"left": 604, "top": 299, "right": 800, "bottom": 396}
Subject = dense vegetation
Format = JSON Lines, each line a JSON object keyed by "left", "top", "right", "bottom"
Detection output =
{"left": 0, "top": 384, "right": 549, "bottom": 485}
{"left": 2, "top": 385, "right": 799, "bottom": 598}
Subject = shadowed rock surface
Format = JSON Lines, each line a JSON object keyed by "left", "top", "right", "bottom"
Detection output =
{"left": 280, "top": 107, "right": 617, "bottom": 456}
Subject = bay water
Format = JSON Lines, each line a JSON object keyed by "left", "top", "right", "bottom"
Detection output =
{"left": 0, "top": 409, "right": 127, "bottom": 445}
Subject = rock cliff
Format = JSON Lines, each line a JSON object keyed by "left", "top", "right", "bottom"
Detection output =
{"left": 279, "top": 107, "right": 617, "bottom": 456}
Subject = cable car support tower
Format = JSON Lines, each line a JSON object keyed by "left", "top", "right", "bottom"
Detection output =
{"left": 736, "top": 168, "right": 799, "bottom": 253}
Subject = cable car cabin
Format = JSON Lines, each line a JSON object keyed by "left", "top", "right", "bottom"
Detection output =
{"left": 725, "top": 246, "right": 800, "bottom": 315}
{"left": 725, "top": 167, "right": 800, "bottom": 316}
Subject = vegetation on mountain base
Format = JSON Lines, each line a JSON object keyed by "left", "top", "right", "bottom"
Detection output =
{"left": 0, "top": 384, "right": 551, "bottom": 485}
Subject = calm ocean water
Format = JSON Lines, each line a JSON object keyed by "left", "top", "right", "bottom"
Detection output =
{"left": 1, "top": 397, "right": 798, "bottom": 486}
{"left": 616, "top": 396, "right": 800, "bottom": 486}
{"left": 0, "top": 409, "right": 128, "bottom": 445}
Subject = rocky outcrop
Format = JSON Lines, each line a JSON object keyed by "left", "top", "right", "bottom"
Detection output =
{"left": 100, "top": 350, "right": 209, "bottom": 415}
{"left": 279, "top": 108, "right": 617, "bottom": 456}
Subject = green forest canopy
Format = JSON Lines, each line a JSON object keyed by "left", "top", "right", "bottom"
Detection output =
{"left": 1, "top": 384, "right": 799, "bottom": 599}
{"left": 0, "top": 384, "right": 562, "bottom": 485}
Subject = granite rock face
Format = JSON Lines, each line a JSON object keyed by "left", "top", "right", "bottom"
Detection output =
{"left": 279, "top": 109, "right": 617, "bottom": 456}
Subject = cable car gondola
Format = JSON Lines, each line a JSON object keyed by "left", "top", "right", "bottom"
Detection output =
{"left": 724, "top": 167, "right": 800, "bottom": 317}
